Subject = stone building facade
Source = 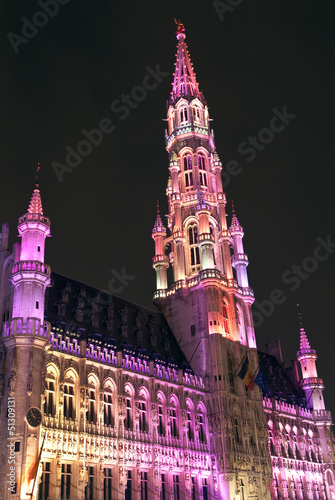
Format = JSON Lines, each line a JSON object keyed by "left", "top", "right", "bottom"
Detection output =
{"left": 0, "top": 21, "right": 334, "bottom": 500}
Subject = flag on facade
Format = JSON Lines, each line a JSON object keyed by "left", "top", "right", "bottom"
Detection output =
{"left": 27, "top": 454, "right": 39, "bottom": 482}
{"left": 254, "top": 365, "right": 271, "bottom": 396}
{"left": 238, "top": 356, "right": 254, "bottom": 390}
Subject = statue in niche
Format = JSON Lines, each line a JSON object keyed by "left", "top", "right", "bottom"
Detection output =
{"left": 8, "top": 369, "right": 16, "bottom": 394}
{"left": 27, "top": 368, "right": 33, "bottom": 393}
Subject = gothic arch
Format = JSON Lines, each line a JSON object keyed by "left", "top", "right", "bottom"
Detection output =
{"left": 64, "top": 367, "right": 78, "bottom": 383}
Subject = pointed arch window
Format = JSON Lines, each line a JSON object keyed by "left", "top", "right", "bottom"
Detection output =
{"left": 45, "top": 378, "right": 55, "bottom": 416}
{"left": 186, "top": 403, "right": 193, "bottom": 441}
{"left": 188, "top": 224, "right": 200, "bottom": 269}
{"left": 183, "top": 154, "right": 193, "bottom": 189}
{"left": 64, "top": 383, "right": 75, "bottom": 419}
{"left": 198, "top": 153, "right": 208, "bottom": 187}
{"left": 169, "top": 400, "right": 179, "bottom": 438}
{"left": 197, "top": 410, "right": 206, "bottom": 444}
{"left": 104, "top": 384, "right": 113, "bottom": 426}
{"left": 192, "top": 106, "right": 201, "bottom": 124}
{"left": 124, "top": 385, "right": 134, "bottom": 430}
{"left": 180, "top": 106, "right": 188, "bottom": 126}
{"left": 157, "top": 394, "right": 165, "bottom": 436}
{"left": 87, "top": 385, "right": 96, "bottom": 423}
{"left": 222, "top": 299, "right": 229, "bottom": 334}
{"left": 138, "top": 390, "right": 148, "bottom": 433}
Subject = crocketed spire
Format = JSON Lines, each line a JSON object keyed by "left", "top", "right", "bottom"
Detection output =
{"left": 170, "top": 20, "right": 202, "bottom": 103}
{"left": 27, "top": 188, "right": 44, "bottom": 215}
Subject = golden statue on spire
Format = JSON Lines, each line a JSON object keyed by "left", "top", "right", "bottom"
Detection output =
{"left": 174, "top": 18, "right": 185, "bottom": 35}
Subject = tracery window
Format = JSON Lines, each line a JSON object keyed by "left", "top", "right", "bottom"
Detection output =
{"left": 64, "top": 384, "right": 75, "bottom": 419}
{"left": 169, "top": 400, "right": 179, "bottom": 438}
{"left": 125, "top": 385, "right": 134, "bottom": 430}
{"left": 198, "top": 413, "right": 206, "bottom": 443}
{"left": 157, "top": 394, "right": 165, "bottom": 436}
{"left": 198, "top": 153, "right": 207, "bottom": 187}
{"left": 104, "top": 468, "right": 112, "bottom": 500}
{"left": 45, "top": 379, "right": 55, "bottom": 416}
{"left": 186, "top": 406, "right": 193, "bottom": 441}
{"left": 222, "top": 299, "right": 229, "bottom": 334}
{"left": 38, "top": 462, "right": 51, "bottom": 500}
{"left": 180, "top": 106, "right": 188, "bottom": 126}
{"left": 61, "top": 464, "right": 71, "bottom": 500}
{"left": 87, "top": 388, "right": 96, "bottom": 423}
{"left": 183, "top": 154, "right": 193, "bottom": 188}
{"left": 188, "top": 224, "right": 200, "bottom": 269}
{"left": 104, "top": 393, "right": 113, "bottom": 426}
{"left": 138, "top": 400, "right": 146, "bottom": 432}
{"left": 192, "top": 106, "right": 201, "bottom": 124}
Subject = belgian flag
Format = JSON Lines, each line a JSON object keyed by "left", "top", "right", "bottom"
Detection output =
{"left": 238, "top": 356, "right": 254, "bottom": 390}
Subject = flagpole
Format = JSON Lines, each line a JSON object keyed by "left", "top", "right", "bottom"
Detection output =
{"left": 29, "top": 432, "right": 46, "bottom": 499}
{"left": 231, "top": 350, "right": 248, "bottom": 380}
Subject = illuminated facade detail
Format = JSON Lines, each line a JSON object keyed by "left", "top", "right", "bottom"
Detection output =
{"left": 0, "top": 22, "right": 333, "bottom": 500}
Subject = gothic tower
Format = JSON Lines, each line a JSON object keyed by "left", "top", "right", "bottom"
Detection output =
{"left": 0, "top": 176, "right": 51, "bottom": 499}
{"left": 152, "top": 22, "right": 272, "bottom": 499}
{"left": 296, "top": 319, "right": 335, "bottom": 468}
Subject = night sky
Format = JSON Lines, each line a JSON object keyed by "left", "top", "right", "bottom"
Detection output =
{"left": 1, "top": 1, "right": 335, "bottom": 415}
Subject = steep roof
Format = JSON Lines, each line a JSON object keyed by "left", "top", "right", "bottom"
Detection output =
{"left": 45, "top": 272, "right": 190, "bottom": 368}
{"left": 257, "top": 350, "right": 307, "bottom": 407}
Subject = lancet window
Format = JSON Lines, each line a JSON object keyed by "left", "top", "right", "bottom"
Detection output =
{"left": 198, "top": 153, "right": 207, "bottom": 187}
{"left": 188, "top": 223, "right": 200, "bottom": 270}
{"left": 183, "top": 154, "right": 193, "bottom": 188}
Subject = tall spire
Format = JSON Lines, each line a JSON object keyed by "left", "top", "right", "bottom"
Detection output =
{"left": 27, "top": 163, "right": 44, "bottom": 216}
{"left": 297, "top": 304, "right": 311, "bottom": 351}
{"left": 170, "top": 20, "right": 202, "bottom": 102}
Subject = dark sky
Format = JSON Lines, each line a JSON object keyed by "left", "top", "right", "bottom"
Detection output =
{"left": 1, "top": 1, "right": 335, "bottom": 415}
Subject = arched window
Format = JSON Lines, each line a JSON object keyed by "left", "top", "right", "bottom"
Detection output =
{"left": 180, "top": 106, "right": 188, "bottom": 126}
{"left": 222, "top": 299, "right": 229, "bottom": 334}
{"left": 186, "top": 401, "right": 194, "bottom": 441}
{"left": 169, "top": 399, "right": 179, "bottom": 439}
{"left": 87, "top": 376, "right": 98, "bottom": 423}
{"left": 234, "top": 416, "right": 240, "bottom": 444}
{"left": 327, "top": 470, "right": 333, "bottom": 486}
{"left": 183, "top": 154, "right": 193, "bottom": 188}
{"left": 138, "top": 389, "right": 148, "bottom": 433}
{"left": 44, "top": 375, "right": 56, "bottom": 416}
{"left": 192, "top": 106, "right": 201, "bottom": 124}
{"left": 124, "top": 385, "right": 134, "bottom": 430}
{"left": 198, "top": 153, "right": 207, "bottom": 187}
{"left": 157, "top": 393, "right": 165, "bottom": 436}
{"left": 188, "top": 224, "right": 200, "bottom": 270}
{"left": 64, "top": 383, "right": 75, "bottom": 419}
{"left": 103, "top": 380, "right": 113, "bottom": 426}
{"left": 197, "top": 405, "right": 206, "bottom": 444}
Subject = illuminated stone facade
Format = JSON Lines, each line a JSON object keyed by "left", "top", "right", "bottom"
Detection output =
{"left": 0, "top": 22, "right": 334, "bottom": 500}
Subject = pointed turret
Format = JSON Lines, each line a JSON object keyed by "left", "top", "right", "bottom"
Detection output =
{"left": 296, "top": 306, "right": 325, "bottom": 410}
{"left": 152, "top": 202, "right": 169, "bottom": 292}
{"left": 9, "top": 169, "right": 51, "bottom": 326}
{"left": 170, "top": 20, "right": 202, "bottom": 103}
{"left": 229, "top": 201, "right": 250, "bottom": 290}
